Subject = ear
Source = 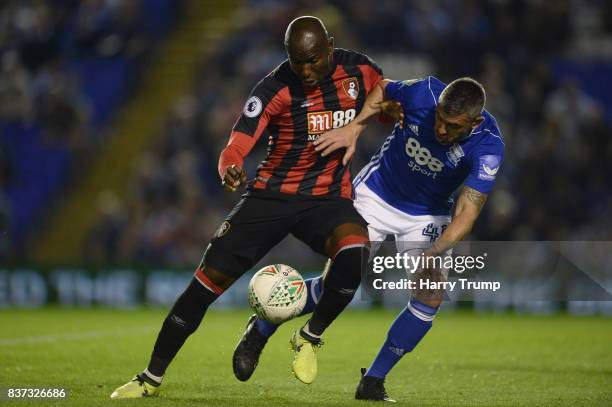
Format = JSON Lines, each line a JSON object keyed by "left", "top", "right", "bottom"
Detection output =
{"left": 328, "top": 36, "right": 335, "bottom": 53}
{"left": 471, "top": 115, "right": 485, "bottom": 129}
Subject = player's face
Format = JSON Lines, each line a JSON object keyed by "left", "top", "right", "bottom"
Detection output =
{"left": 287, "top": 39, "right": 333, "bottom": 87}
{"left": 434, "top": 107, "right": 483, "bottom": 145}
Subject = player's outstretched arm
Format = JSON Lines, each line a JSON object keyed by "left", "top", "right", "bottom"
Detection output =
{"left": 424, "top": 186, "right": 487, "bottom": 257}
{"left": 314, "top": 79, "right": 400, "bottom": 165}
{"left": 218, "top": 133, "right": 256, "bottom": 192}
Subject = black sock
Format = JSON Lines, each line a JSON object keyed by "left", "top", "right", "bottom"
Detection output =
{"left": 147, "top": 278, "right": 219, "bottom": 377}
{"left": 307, "top": 246, "right": 368, "bottom": 336}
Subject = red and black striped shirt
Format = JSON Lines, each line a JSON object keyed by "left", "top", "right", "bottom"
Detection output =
{"left": 219, "top": 48, "right": 383, "bottom": 199}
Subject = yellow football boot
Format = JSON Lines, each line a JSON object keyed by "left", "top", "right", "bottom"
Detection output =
{"left": 110, "top": 374, "right": 159, "bottom": 399}
{"left": 290, "top": 330, "right": 322, "bottom": 384}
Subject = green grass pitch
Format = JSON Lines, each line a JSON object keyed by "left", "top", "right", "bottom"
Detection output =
{"left": 1, "top": 308, "right": 611, "bottom": 406}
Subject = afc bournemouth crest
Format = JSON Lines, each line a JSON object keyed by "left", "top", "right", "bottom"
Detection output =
{"left": 215, "top": 221, "right": 231, "bottom": 238}
{"left": 342, "top": 77, "right": 359, "bottom": 100}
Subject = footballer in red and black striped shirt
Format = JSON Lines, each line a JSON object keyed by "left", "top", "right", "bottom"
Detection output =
{"left": 114, "top": 17, "right": 384, "bottom": 397}
{"left": 219, "top": 45, "right": 382, "bottom": 199}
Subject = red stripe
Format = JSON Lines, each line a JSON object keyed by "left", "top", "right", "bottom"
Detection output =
{"left": 253, "top": 88, "right": 289, "bottom": 139}
{"left": 279, "top": 85, "right": 327, "bottom": 194}
{"left": 218, "top": 131, "right": 258, "bottom": 178}
{"left": 194, "top": 268, "right": 224, "bottom": 295}
{"left": 279, "top": 144, "right": 314, "bottom": 193}
{"left": 358, "top": 64, "right": 383, "bottom": 93}
{"left": 254, "top": 87, "right": 293, "bottom": 189}
{"left": 331, "top": 234, "right": 370, "bottom": 259}
{"left": 340, "top": 162, "right": 353, "bottom": 199}
{"left": 311, "top": 155, "right": 338, "bottom": 196}
{"left": 312, "top": 67, "right": 354, "bottom": 196}
{"left": 225, "top": 87, "right": 289, "bottom": 183}
{"left": 253, "top": 172, "right": 269, "bottom": 189}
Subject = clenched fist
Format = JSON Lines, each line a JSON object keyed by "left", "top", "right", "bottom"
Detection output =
{"left": 222, "top": 164, "right": 247, "bottom": 192}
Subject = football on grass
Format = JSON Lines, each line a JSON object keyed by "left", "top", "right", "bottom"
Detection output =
{"left": 248, "top": 264, "right": 307, "bottom": 324}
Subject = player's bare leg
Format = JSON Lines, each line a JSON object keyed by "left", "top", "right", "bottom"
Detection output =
{"left": 111, "top": 266, "right": 235, "bottom": 398}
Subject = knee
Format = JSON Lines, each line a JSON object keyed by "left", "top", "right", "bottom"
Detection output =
{"left": 413, "top": 291, "right": 443, "bottom": 308}
{"left": 324, "top": 246, "right": 370, "bottom": 294}
{"left": 167, "top": 276, "right": 223, "bottom": 335}
{"left": 196, "top": 265, "right": 236, "bottom": 292}
{"left": 412, "top": 267, "right": 445, "bottom": 308}
{"left": 413, "top": 287, "right": 444, "bottom": 307}
{"left": 324, "top": 223, "right": 369, "bottom": 259}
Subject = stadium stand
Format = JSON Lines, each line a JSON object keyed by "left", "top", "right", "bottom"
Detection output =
{"left": 0, "top": 0, "right": 181, "bottom": 261}
{"left": 2, "top": 0, "right": 611, "bottom": 266}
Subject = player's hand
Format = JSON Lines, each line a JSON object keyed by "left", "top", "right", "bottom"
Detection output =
{"left": 375, "top": 100, "right": 404, "bottom": 128}
{"left": 314, "top": 123, "right": 362, "bottom": 166}
{"left": 222, "top": 164, "right": 247, "bottom": 192}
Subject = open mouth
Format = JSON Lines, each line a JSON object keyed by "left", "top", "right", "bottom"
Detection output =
{"left": 303, "top": 79, "right": 318, "bottom": 86}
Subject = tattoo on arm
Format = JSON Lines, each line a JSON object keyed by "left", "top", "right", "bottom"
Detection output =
{"left": 463, "top": 186, "right": 487, "bottom": 210}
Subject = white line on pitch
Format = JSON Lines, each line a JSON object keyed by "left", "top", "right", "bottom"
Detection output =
{"left": 0, "top": 326, "right": 156, "bottom": 346}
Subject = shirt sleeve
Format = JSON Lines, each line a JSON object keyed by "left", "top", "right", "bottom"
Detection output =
{"left": 232, "top": 78, "right": 287, "bottom": 138}
{"left": 218, "top": 79, "right": 287, "bottom": 178}
{"left": 359, "top": 56, "right": 383, "bottom": 93}
{"left": 464, "top": 135, "right": 505, "bottom": 194}
{"left": 384, "top": 78, "right": 422, "bottom": 98}
{"left": 384, "top": 78, "right": 430, "bottom": 111}
{"left": 384, "top": 79, "right": 404, "bottom": 101}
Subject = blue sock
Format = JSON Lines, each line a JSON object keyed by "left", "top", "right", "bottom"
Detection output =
{"left": 365, "top": 300, "right": 438, "bottom": 379}
{"left": 255, "top": 276, "right": 324, "bottom": 338}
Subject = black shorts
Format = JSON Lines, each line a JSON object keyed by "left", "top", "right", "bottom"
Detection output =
{"left": 202, "top": 190, "right": 368, "bottom": 279}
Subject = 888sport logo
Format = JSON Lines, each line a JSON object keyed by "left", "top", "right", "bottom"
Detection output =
{"left": 405, "top": 137, "right": 445, "bottom": 178}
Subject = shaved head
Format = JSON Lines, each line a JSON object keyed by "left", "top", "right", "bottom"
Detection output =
{"left": 284, "top": 16, "right": 329, "bottom": 51}
{"left": 284, "top": 16, "right": 334, "bottom": 87}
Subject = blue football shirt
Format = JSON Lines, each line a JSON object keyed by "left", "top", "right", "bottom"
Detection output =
{"left": 354, "top": 76, "right": 505, "bottom": 216}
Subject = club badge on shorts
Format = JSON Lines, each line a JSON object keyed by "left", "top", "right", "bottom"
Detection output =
{"left": 342, "top": 77, "right": 359, "bottom": 100}
{"left": 215, "top": 221, "right": 231, "bottom": 238}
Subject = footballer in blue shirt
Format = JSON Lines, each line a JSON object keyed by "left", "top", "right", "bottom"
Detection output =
{"left": 233, "top": 76, "right": 504, "bottom": 402}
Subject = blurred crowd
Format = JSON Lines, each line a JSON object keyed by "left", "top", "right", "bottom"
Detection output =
{"left": 8, "top": 0, "right": 612, "bottom": 267}
{"left": 0, "top": 0, "right": 85, "bottom": 157}
{"left": 0, "top": 0, "right": 151, "bottom": 145}
{"left": 0, "top": 0, "right": 175, "bottom": 261}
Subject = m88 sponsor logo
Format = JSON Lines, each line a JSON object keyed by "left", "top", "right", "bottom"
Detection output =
{"left": 307, "top": 109, "right": 356, "bottom": 141}
{"left": 405, "top": 137, "right": 445, "bottom": 178}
